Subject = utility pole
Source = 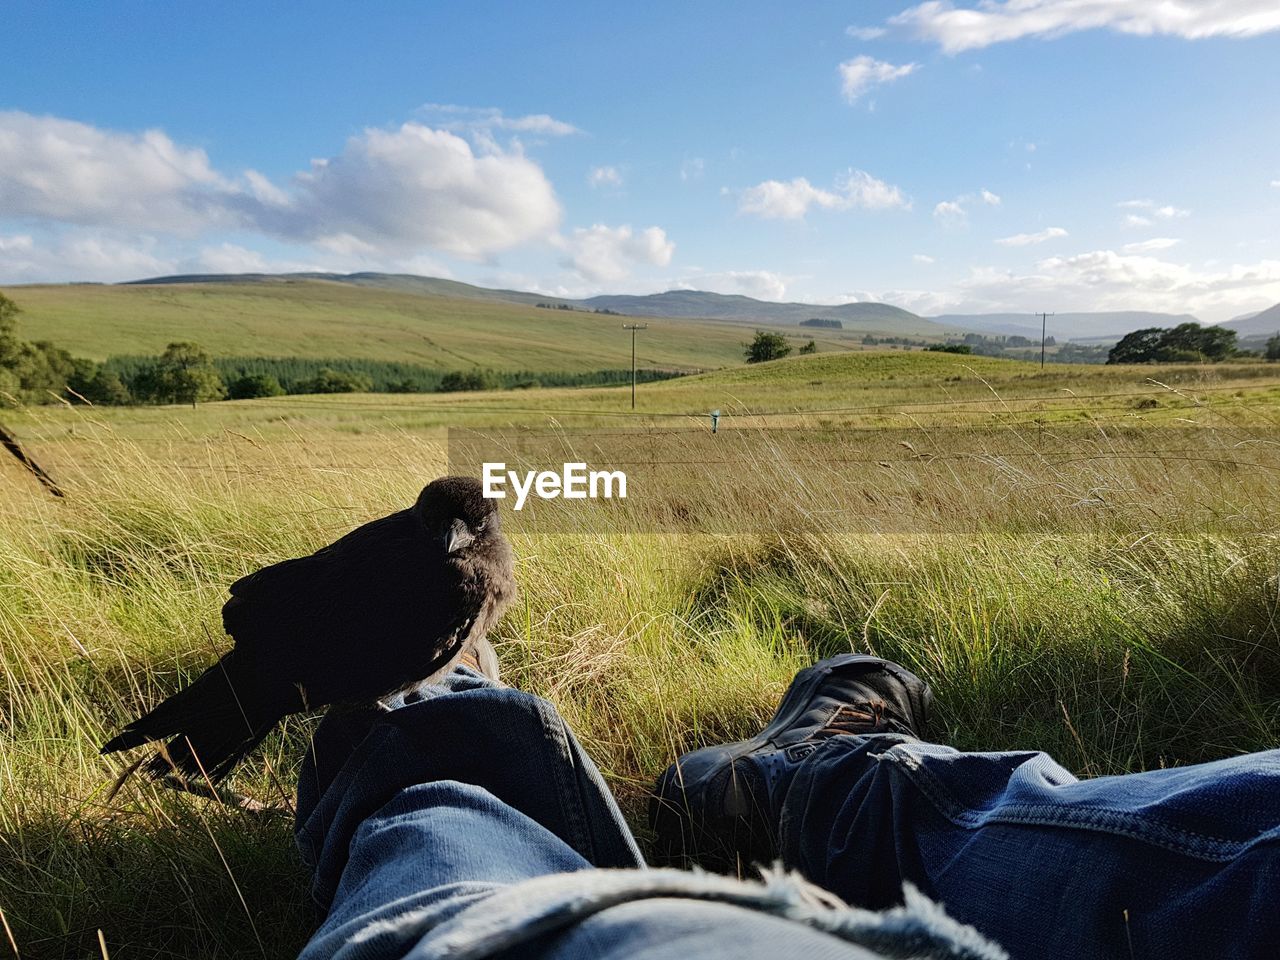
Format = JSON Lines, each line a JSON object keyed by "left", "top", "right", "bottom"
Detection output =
{"left": 623, "top": 323, "right": 647, "bottom": 409}
{"left": 1037, "top": 312, "right": 1054, "bottom": 369}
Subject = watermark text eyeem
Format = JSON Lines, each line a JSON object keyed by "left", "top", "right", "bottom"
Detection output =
{"left": 482, "top": 462, "right": 627, "bottom": 511}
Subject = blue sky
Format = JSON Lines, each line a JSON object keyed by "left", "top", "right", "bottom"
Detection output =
{"left": 2, "top": 0, "right": 1278, "bottom": 321}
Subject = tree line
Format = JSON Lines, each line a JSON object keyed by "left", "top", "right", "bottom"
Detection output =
{"left": 1, "top": 292, "right": 689, "bottom": 407}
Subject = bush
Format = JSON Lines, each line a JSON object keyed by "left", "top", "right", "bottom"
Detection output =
{"left": 1266, "top": 335, "right": 1280, "bottom": 362}
{"left": 0, "top": 366, "right": 19, "bottom": 405}
{"left": 439, "top": 370, "right": 500, "bottom": 392}
{"left": 926, "top": 343, "right": 972, "bottom": 355}
{"left": 227, "top": 374, "right": 285, "bottom": 400}
{"left": 799, "top": 340, "right": 818, "bottom": 355}
{"left": 81, "top": 369, "right": 131, "bottom": 405}
{"left": 296, "top": 368, "right": 372, "bottom": 394}
{"left": 745, "top": 331, "right": 791, "bottom": 364}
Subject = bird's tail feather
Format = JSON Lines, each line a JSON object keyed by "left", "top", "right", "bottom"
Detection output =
{"left": 101, "top": 650, "right": 281, "bottom": 783}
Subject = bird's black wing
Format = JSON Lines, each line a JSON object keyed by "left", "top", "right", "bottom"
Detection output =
{"left": 220, "top": 509, "right": 485, "bottom": 705}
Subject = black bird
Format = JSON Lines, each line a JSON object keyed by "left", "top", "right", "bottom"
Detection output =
{"left": 101, "top": 476, "right": 515, "bottom": 783}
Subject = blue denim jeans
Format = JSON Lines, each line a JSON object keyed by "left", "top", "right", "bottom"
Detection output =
{"left": 295, "top": 669, "right": 1279, "bottom": 960}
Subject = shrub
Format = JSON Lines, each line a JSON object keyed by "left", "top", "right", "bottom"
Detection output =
{"left": 439, "top": 370, "right": 500, "bottom": 392}
{"left": 296, "top": 368, "right": 373, "bottom": 394}
{"left": 745, "top": 331, "right": 791, "bottom": 364}
{"left": 227, "top": 374, "right": 285, "bottom": 400}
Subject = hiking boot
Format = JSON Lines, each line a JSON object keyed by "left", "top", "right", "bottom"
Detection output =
{"left": 650, "top": 653, "right": 932, "bottom": 871}
{"left": 459, "top": 636, "right": 502, "bottom": 684}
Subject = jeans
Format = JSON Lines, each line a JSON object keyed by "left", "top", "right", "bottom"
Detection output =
{"left": 295, "top": 669, "right": 1279, "bottom": 960}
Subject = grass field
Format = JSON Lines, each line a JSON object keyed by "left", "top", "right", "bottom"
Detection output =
{"left": 4, "top": 280, "right": 868, "bottom": 372}
{"left": 2, "top": 350, "right": 1279, "bottom": 958}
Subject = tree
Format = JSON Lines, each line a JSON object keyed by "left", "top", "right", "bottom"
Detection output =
{"left": 297, "top": 367, "right": 372, "bottom": 394}
{"left": 798, "top": 340, "right": 817, "bottom": 355}
{"left": 1109, "top": 323, "right": 1237, "bottom": 364}
{"left": 227, "top": 373, "right": 285, "bottom": 399}
{"left": 0, "top": 293, "right": 20, "bottom": 369}
{"left": 438, "top": 370, "right": 499, "bottom": 392}
{"left": 66, "top": 359, "right": 130, "bottom": 405}
{"left": 150, "top": 342, "right": 226, "bottom": 406}
{"left": 926, "top": 343, "right": 972, "bottom": 355}
{"left": 1108, "top": 327, "right": 1165, "bottom": 364}
{"left": 745, "top": 331, "right": 791, "bottom": 364}
{"left": 1266, "top": 335, "right": 1280, "bottom": 362}
{"left": 83, "top": 368, "right": 132, "bottom": 405}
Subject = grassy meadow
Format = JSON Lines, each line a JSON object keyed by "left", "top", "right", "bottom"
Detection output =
{"left": 2, "top": 350, "right": 1280, "bottom": 957}
{"left": 7, "top": 281, "right": 864, "bottom": 371}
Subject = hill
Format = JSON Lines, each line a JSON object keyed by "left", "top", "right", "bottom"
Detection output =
{"left": 127, "top": 271, "right": 947, "bottom": 335}
{"left": 931, "top": 311, "right": 1200, "bottom": 341}
{"left": 578, "top": 290, "right": 946, "bottom": 334}
{"left": 1221, "top": 302, "right": 1280, "bottom": 339}
{"left": 1, "top": 279, "right": 864, "bottom": 372}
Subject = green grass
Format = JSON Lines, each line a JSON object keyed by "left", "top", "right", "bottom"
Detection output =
{"left": 5, "top": 280, "right": 864, "bottom": 372}
{"left": 2, "top": 350, "right": 1279, "bottom": 958}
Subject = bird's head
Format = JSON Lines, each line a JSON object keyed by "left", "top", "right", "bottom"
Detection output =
{"left": 413, "top": 476, "right": 501, "bottom": 554}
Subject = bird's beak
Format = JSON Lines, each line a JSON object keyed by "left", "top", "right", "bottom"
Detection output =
{"left": 444, "top": 517, "right": 474, "bottom": 554}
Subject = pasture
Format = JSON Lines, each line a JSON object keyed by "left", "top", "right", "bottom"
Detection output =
{"left": 2, "top": 351, "right": 1279, "bottom": 958}
{"left": 7, "top": 281, "right": 859, "bottom": 371}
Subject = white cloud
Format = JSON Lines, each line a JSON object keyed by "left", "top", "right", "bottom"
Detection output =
{"left": 677, "top": 269, "right": 789, "bottom": 301}
{"left": 995, "top": 226, "right": 1068, "bottom": 246}
{"left": 0, "top": 112, "right": 564, "bottom": 262}
{"left": 933, "top": 188, "right": 1001, "bottom": 225}
{"left": 884, "top": 249, "right": 1280, "bottom": 322}
{"left": 740, "top": 170, "right": 907, "bottom": 219}
{"left": 846, "top": 25, "right": 889, "bottom": 40}
{"left": 1118, "top": 198, "right": 1190, "bottom": 218}
{"left": 258, "top": 122, "right": 562, "bottom": 258}
{"left": 1272, "top": 179, "right": 1280, "bottom": 188}
{"left": 0, "top": 111, "right": 236, "bottom": 232}
{"left": 681, "top": 158, "right": 705, "bottom": 182}
{"left": 913, "top": 253, "right": 936, "bottom": 264}
{"left": 559, "top": 224, "right": 674, "bottom": 284}
{"left": 588, "top": 165, "right": 623, "bottom": 188}
{"left": 0, "top": 230, "right": 176, "bottom": 283}
{"left": 1123, "top": 214, "right": 1154, "bottom": 228}
{"left": 933, "top": 200, "right": 967, "bottom": 223}
{"left": 415, "top": 104, "right": 580, "bottom": 137}
{"left": 838, "top": 56, "right": 919, "bottom": 103}
{"left": 1122, "top": 237, "right": 1181, "bottom": 253}
{"left": 890, "top": 0, "right": 1280, "bottom": 54}
{"left": 196, "top": 243, "right": 270, "bottom": 273}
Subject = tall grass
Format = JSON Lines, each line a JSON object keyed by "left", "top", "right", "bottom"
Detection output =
{"left": 1, "top": 383, "right": 1278, "bottom": 958}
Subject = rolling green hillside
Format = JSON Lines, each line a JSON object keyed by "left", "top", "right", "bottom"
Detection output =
{"left": 126, "top": 271, "right": 946, "bottom": 334}
{"left": 6, "top": 279, "right": 865, "bottom": 372}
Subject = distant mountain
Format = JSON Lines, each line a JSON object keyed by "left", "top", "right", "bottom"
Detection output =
{"left": 931, "top": 311, "right": 1200, "bottom": 342}
{"left": 1221, "top": 303, "right": 1280, "bottom": 339}
{"left": 129, "top": 272, "right": 949, "bottom": 336}
{"left": 125, "top": 271, "right": 1220, "bottom": 343}
{"left": 125, "top": 271, "right": 563, "bottom": 307}
{"left": 579, "top": 290, "right": 946, "bottom": 334}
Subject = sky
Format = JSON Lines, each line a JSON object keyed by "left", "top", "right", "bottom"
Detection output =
{"left": 1, "top": 0, "right": 1279, "bottom": 322}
